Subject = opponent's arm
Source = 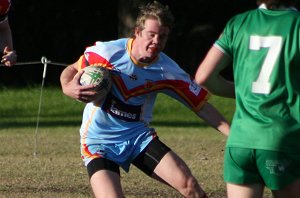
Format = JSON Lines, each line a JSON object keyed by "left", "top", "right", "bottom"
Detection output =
{"left": 196, "top": 102, "right": 230, "bottom": 136}
{"left": 195, "top": 46, "right": 235, "bottom": 98}
{"left": 60, "top": 61, "right": 97, "bottom": 103}
{"left": 0, "top": 19, "right": 17, "bottom": 66}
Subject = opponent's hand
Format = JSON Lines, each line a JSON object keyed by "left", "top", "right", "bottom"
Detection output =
{"left": 2, "top": 46, "right": 17, "bottom": 67}
{"left": 63, "top": 70, "right": 99, "bottom": 103}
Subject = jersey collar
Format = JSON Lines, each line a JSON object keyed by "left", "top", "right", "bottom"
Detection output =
{"left": 127, "top": 38, "right": 159, "bottom": 67}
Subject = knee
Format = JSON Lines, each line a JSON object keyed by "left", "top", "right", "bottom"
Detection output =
{"left": 179, "top": 176, "right": 206, "bottom": 198}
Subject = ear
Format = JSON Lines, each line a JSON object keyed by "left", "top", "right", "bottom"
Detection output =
{"left": 134, "top": 27, "right": 141, "bottom": 37}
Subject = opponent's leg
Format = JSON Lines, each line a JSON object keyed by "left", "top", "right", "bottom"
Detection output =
{"left": 272, "top": 178, "right": 300, "bottom": 198}
{"left": 227, "top": 183, "right": 264, "bottom": 198}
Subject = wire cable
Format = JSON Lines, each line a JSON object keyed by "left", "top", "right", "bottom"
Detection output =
{"left": 33, "top": 57, "right": 50, "bottom": 156}
{"left": 0, "top": 59, "right": 68, "bottom": 67}
{"left": 0, "top": 57, "right": 68, "bottom": 156}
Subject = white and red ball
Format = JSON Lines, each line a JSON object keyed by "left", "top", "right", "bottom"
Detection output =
{"left": 80, "top": 66, "right": 112, "bottom": 102}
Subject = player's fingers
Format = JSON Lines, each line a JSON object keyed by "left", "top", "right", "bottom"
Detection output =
{"left": 3, "top": 46, "right": 9, "bottom": 54}
{"left": 2, "top": 51, "right": 17, "bottom": 66}
{"left": 79, "top": 84, "right": 97, "bottom": 92}
{"left": 3, "top": 61, "right": 12, "bottom": 67}
{"left": 73, "top": 70, "right": 84, "bottom": 83}
{"left": 1, "top": 58, "right": 12, "bottom": 67}
{"left": 76, "top": 98, "right": 90, "bottom": 103}
{"left": 5, "top": 62, "right": 12, "bottom": 67}
{"left": 80, "top": 90, "right": 97, "bottom": 96}
{"left": 77, "top": 93, "right": 97, "bottom": 103}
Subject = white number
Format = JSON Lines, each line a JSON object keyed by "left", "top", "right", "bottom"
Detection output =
{"left": 249, "top": 35, "right": 282, "bottom": 94}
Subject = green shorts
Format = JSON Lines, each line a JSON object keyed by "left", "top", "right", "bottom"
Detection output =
{"left": 224, "top": 147, "right": 300, "bottom": 190}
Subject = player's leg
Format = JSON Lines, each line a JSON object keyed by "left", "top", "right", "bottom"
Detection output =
{"left": 155, "top": 151, "right": 207, "bottom": 197}
{"left": 272, "top": 179, "right": 300, "bottom": 198}
{"left": 87, "top": 157, "right": 124, "bottom": 198}
{"left": 132, "top": 137, "right": 207, "bottom": 198}
{"left": 227, "top": 183, "right": 264, "bottom": 198}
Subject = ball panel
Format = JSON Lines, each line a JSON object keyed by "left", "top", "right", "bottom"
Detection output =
{"left": 79, "top": 66, "right": 112, "bottom": 103}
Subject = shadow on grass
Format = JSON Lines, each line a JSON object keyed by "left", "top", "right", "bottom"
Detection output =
{"left": 0, "top": 120, "right": 209, "bottom": 129}
{"left": 0, "top": 120, "right": 81, "bottom": 129}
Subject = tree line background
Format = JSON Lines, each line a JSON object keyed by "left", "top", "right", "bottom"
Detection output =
{"left": 0, "top": 0, "right": 258, "bottom": 86}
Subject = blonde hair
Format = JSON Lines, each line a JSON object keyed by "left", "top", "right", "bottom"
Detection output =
{"left": 135, "top": 1, "right": 174, "bottom": 31}
{"left": 257, "top": 0, "right": 296, "bottom": 8}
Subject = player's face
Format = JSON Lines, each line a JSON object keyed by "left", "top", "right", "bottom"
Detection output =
{"left": 134, "top": 19, "right": 170, "bottom": 62}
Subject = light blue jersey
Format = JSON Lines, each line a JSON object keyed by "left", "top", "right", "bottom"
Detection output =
{"left": 79, "top": 38, "right": 209, "bottom": 171}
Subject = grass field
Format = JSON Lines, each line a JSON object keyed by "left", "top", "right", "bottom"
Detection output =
{"left": 0, "top": 85, "right": 271, "bottom": 197}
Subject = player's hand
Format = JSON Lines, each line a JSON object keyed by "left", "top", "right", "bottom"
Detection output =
{"left": 2, "top": 46, "right": 17, "bottom": 67}
{"left": 64, "top": 70, "right": 99, "bottom": 103}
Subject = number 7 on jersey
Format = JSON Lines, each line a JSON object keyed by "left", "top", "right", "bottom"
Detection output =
{"left": 249, "top": 35, "right": 282, "bottom": 94}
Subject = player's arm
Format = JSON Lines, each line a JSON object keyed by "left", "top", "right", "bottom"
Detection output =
{"left": 0, "top": 19, "right": 17, "bottom": 66}
{"left": 60, "top": 61, "right": 97, "bottom": 103}
{"left": 162, "top": 79, "right": 230, "bottom": 136}
{"left": 196, "top": 102, "right": 230, "bottom": 136}
{"left": 195, "top": 46, "right": 235, "bottom": 98}
{"left": 0, "top": 19, "right": 13, "bottom": 51}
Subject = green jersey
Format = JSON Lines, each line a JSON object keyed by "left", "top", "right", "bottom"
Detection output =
{"left": 216, "top": 6, "right": 300, "bottom": 152}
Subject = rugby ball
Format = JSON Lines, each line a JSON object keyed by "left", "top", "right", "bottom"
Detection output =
{"left": 80, "top": 66, "right": 112, "bottom": 103}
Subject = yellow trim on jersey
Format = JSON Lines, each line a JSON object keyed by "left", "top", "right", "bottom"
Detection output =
{"left": 127, "top": 38, "right": 158, "bottom": 67}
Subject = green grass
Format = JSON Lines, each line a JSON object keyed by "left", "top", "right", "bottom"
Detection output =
{"left": 0, "top": 86, "right": 271, "bottom": 198}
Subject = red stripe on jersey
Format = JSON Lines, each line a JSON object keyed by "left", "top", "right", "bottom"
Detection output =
{"left": 79, "top": 52, "right": 114, "bottom": 70}
{"left": 113, "top": 75, "right": 209, "bottom": 112}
